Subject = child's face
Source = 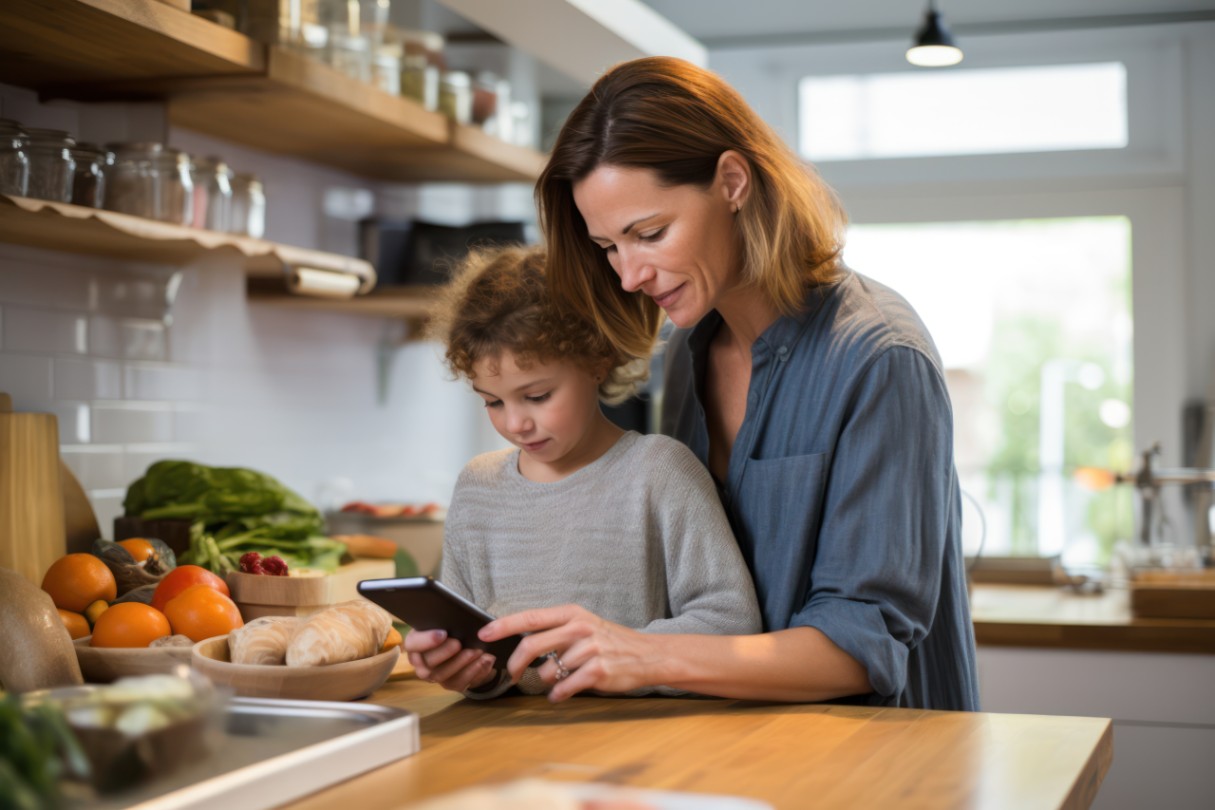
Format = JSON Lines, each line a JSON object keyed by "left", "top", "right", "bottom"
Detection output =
{"left": 471, "top": 350, "right": 607, "bottom": 478}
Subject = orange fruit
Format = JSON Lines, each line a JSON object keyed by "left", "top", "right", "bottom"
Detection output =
{"left": 58, "top": 609, "right": 90, "bottom": 640}
{"left": 41, "top": 553, "right": 118, "bottom": 613}
{"left": 163, "top": 585, "right": 244, "bottom": 642}
{"left": 151, "top": 565, "right": 229, "bottom": 612}
{"left": 117, "top": 538, "right": 156, "bottom": 562}
{"left": 90, "top": 602, "right": 171, "bottom": 648}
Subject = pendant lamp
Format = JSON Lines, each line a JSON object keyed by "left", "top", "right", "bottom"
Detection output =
{"left": 906, "top": 0, "right": 963, "bottom": 67}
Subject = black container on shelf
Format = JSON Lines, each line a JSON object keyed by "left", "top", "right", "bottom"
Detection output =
{"left": 358, "top": 217, "right": 527, "bottom": 286}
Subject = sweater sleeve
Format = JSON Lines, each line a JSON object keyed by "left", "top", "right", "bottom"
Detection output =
{"left": 640, "top": 442, "right": 762, "bottom": 637}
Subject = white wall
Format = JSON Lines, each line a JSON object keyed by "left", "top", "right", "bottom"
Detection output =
{"left": 0, "top": 82, "right": 524, "bottom": 535}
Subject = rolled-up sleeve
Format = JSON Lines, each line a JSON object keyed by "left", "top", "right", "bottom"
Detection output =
{"left": 789, "top": 346, "right": 954, "bottom": 699}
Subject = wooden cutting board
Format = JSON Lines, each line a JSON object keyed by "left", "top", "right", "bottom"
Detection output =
{"left": 1130, "top": 569, "right": 1215, "bottom": 619}
{"left": 0, "top": 393, "right": 66, "bottom": 584}
{"left": 226, "top": 558, "right": 396, "bottom": 621}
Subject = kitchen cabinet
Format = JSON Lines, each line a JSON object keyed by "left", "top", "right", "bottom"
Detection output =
{"left": 0, "top": 0, "right": 546, "bottom": 317}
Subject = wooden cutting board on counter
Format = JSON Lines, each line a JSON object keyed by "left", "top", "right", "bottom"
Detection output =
{"left": 1129, "top": 569, "right": 1215, "bottom": 619}
{"left": 226, "top": 558, "right": 396, "bottom": 621}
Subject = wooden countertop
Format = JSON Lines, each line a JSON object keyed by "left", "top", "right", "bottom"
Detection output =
{"left": 970, "top": 584, "right": 1215, "bottom": 653}
{"left": 285, "top": 677, "right": 1112, "bottom": 810}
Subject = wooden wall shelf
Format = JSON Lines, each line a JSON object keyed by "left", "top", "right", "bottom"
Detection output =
{"left": 0, "top": 0, "right": 546, "bottom": 184}
{"left": 0, "top": 195, "right": 374, "bottom": 297}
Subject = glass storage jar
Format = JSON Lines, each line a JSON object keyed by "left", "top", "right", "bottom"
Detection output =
{"left": 229, "top": 172, "right": 266, "bottom": 238}
{"left": 371, "top": 45, "right": 402, "bottom": 96}
{"left": 69, "top": 144, "right": 107, "bottom": 209}
{"left": 24, "top": 128, "right": 76, "bottom": 203}
{"left": 400, "top": 54, "right": 439, "bottom": 110}
{"left": 439, "top": 70, "right": 472, "bottom": 125}
{"left": 103, "top": 142, "right": 194, "bottom": 225}
{"left": 189, "top": 155, "right": 233, "bottom": 231}
{"left": 0, "top": 119, "right": 29, "bottom": 197}
{"left": 328, "top": 29, "right": 372, "bottom": 83}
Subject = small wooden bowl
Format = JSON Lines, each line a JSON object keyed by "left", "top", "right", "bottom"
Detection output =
{"left": 74, "top": 636, "right": 194, "bottom": 683}
{"left": 191, "top": 635, "right": 400, "bottom": 701}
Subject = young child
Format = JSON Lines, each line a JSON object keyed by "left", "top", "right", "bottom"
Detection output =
{"left": 407, "top": 245, "right": 760, "bottom": 698}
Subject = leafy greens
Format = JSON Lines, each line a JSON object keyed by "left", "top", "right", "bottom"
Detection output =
{"left": 124, "top": 460, "right": 346, "bottom": 574}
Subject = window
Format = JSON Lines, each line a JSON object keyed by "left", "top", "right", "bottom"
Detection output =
{"left": 799, "top": 62, "right": 1128, "bottom": 161}
{"left": 845, "top": 217, "right": 1133, "bottom": 567}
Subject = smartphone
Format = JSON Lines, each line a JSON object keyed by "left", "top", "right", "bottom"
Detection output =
{"left": 357, "top": 576, "right": 525, "bottom": 665}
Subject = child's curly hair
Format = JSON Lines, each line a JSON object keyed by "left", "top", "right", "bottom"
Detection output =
{"left": 427, "top": 245, "right": 653, "bottom": 405}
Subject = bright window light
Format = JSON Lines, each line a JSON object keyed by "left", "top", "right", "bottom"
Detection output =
{"left": 845, "top": 217, "right": 1133, "bottom": 563}
{"left": 800, "top": 62, "right": 1128, "bottom": 160}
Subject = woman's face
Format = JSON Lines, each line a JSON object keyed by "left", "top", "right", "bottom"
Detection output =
{"left": 572, "top": 164, "right": 742, "bottom": 328}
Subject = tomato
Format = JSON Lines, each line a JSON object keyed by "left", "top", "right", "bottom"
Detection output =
{"left": 151, "top": 564, "right": 229, "bottom": 612}
{"left": 163, "top": 585, "right": 244, "bottom": 642}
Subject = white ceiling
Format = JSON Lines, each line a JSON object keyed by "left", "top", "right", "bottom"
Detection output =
{"left": 642, "top": 0, "right": 1215, "bottom": 46}
{"left": 423, "top": 0, "right": 1215, "bottom": 96}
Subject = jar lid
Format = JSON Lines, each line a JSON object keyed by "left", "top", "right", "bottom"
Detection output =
{"left": 0, "top": 118, "right": 26, "bottom": 136}
{"left": 192, "top": 154, "right": 231, "bottom": 173}
{"left": 442, "top": 70, "right": 471, "bottom": 88}
{"left": 24, "top": 128, "right": 76, "bottom": 146}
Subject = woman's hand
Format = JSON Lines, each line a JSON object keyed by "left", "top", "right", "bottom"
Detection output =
{"left": 480, "top": 605, "right": 657, "bottom": 701}
{"left": 404, "top": 628, "right": 497, "bottom": 692}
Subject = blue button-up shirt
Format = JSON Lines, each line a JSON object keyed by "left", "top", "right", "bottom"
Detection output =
{"left": 661, "top": 270, "right": 980, "bottom": 711}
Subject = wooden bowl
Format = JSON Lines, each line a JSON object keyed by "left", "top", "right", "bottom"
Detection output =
{"left": 73, "top": 636, "right": 194, "bottom": 683}
{"left": 191, "top": 635, "right": 400, "bottom": 701}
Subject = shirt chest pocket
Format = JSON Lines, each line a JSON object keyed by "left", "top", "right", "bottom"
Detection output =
{"left": 735, "top": 452, "right": 829, "bottom": 598}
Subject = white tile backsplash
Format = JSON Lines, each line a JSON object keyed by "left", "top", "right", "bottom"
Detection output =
{"left": 91, "top": 402, "right": 174, "bottom": 444}
{"left": 60, "top": 445, "right": 127, "bottom": 491}
{"left": 0, "top": 354, "right": 54, "bottom": 404}
{"left": 123, "top": 363, "right": 205, "bottom": 401}
{"left": 2, "top": 307, "right": 88, "bottom": 355}
{"left": 54, "top": 357, "right": 122, "bottom": 400}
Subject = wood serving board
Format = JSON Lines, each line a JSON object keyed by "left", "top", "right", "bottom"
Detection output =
{"left": 1129, "top": 569, "right": 1215, "bottom": 619}
{"left": 226, "top": 558, "right": 395, "bottom": 608}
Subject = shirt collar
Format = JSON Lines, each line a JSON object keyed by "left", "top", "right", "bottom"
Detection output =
{"left": 685, "top": 271, "right": 848, "bottom": 361}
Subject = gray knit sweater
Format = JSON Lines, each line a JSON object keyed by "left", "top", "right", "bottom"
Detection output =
{"left": 440, "top": 430, "right": 761, "bottom": 698}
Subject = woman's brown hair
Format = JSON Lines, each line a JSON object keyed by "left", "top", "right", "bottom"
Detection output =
{"left": 537, "top": 56, "right": 847, "bottom": 356}
{"left": 427, "top": 244, "right": 649, "bottom": 405}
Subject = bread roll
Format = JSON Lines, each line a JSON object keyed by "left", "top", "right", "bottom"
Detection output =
{"left": 285, "top": 600, "right": 392, "bottom": 667}
{"left": 229, "top": 615, "right": 300, "bottom": 665}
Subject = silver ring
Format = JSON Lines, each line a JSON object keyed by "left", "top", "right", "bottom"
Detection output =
{"left": 547, "top": 650, "right": 571, "bottom": 681}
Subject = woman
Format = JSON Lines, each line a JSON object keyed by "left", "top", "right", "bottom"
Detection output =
{"left": 410, "top": 56, "right": 979, "bottom": 710}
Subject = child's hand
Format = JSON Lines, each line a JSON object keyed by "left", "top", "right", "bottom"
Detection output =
{"left": 404, "top": 628, "right": 497, "bottom": 692}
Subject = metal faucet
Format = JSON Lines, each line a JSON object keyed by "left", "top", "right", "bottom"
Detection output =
{"left": 1117, "top": 442, "right": 1215, "bottom": 548}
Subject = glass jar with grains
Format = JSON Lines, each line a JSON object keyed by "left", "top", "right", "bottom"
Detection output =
{"left": 103, "top": 143, "right": 194, "bottom": 225}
